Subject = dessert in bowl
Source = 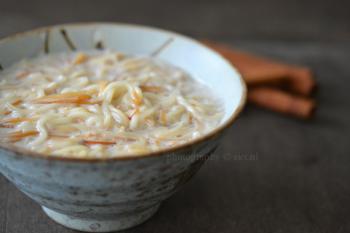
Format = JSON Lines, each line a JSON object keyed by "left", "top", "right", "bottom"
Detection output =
{"left": 0, "top": 23, "right": 246, "bottom": 232}
{"left": 0, "top": 50, "right": 223, "bottom": 157}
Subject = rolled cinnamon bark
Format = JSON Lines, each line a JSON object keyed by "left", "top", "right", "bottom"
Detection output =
{"left": 248, "top": 87, "right": 316, "bottom": 119}
{"left": 287, "top": 67, "right": 316, "bottom": 96}
{"left": 202, "top": 40, "right": 316, "bottom": 96}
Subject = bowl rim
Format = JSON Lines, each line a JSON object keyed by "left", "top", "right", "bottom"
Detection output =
{"left": 0, "top": 22, "right": 247, "bottom": 162}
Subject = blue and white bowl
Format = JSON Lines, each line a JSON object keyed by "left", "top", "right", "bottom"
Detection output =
{"left": 0, "top": 23, "right": 246, "bottom": 232}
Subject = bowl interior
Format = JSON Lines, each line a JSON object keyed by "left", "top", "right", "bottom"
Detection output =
{"left": 0, "top": 22, "right": 245, "bottom": 136}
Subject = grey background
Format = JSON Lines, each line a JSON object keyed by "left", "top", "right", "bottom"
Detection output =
{"left": 0, "top": 0, "right": 350, "bottom": 232}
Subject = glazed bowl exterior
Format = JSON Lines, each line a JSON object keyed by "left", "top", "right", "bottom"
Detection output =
{"left": 0, "top": 23, "right": 246, "bottom": 232}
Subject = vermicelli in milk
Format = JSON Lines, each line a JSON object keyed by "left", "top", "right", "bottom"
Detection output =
{"left": 0, "top": 51, "right": 223, "bottom": 158}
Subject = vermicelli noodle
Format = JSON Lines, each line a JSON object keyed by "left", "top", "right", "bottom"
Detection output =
{"left": 0, "top": 51, "right": 223, "bottom": 158}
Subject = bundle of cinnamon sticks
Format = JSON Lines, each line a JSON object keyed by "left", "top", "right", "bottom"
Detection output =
{"left": 202, "top": 40, "right": 317, "bottom": 119}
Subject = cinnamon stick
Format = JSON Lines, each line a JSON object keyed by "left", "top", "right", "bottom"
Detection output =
{"left": 248, "top": 87, "right": 315, "bottom": 119}
{"left": 202, "top": 40, "right": 316, "bottom": 96}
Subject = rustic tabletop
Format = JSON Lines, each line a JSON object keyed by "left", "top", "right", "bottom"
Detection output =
{"left": 0, "top": 0, "right": 350, "bottom": 233}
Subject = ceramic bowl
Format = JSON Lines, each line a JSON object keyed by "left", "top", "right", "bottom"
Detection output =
{"left": 0, "top": 23, "right": 246, "bottom": 232}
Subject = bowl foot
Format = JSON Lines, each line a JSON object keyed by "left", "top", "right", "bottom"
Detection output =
{"left": 42, "top": 205, "right": 160, "bottom": 232}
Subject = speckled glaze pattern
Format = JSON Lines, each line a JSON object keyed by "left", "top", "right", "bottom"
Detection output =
{"left": 0, "top": 138, "right": 219, "bottom": 232}
{"left": 0, "top": 23, "right": 246, "bottom": 232}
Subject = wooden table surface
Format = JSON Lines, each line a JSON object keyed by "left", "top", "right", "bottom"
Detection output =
{"left": 1, "top": 0, "right": 350, "bottom": 232}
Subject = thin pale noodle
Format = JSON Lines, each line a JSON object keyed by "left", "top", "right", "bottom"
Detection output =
{"left": 0, "top": 51, "right": 223, "bottom": 157}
